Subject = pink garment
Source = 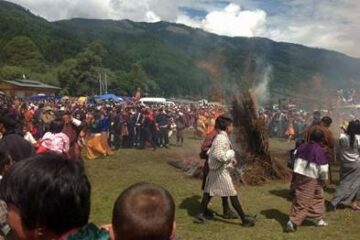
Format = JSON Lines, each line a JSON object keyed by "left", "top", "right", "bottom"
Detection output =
{"left": 41, "top": 132, "right": 70, "bottom": 154}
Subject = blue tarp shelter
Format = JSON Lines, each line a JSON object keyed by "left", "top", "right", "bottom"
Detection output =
{"left": 94, "top": 94, "right": 123, "bottom": 102}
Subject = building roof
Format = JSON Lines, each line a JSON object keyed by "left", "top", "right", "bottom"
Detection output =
{"left": 2, "top": 79, "right": 61, "bottom": 90}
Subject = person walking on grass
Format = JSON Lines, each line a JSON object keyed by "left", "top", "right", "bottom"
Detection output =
{"left": 197, "top": 116, "right": 256, "bottom": 227}
{"left": 287, "top": 129, "right": 329, "bottom": 232}
{"left": 331, "top": 120, "right": 360, "bottom": 211}
{"left": 199, "top": 116, "right": 238, "bottom": 220}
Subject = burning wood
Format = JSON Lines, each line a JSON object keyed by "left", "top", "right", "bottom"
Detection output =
{"left": 232, "top": 90, "right": 289, "bottom": 185}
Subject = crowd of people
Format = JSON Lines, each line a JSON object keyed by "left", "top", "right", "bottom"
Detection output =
{"left": 0, "top": 96, "right": 225, "bottom": 162}
{"left": 0, "top": 94, "right": 359, "bottom": 239}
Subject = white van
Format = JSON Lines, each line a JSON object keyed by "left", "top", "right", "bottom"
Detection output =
{"left": 139, "top": 97, "right": 166, "bottom": 106}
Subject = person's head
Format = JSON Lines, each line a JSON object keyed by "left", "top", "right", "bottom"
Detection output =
{"left": 320, "top": 116, "right": 332, "bottom": 128}
{"left": 0, "top": 112, "right": 17, "bottom": 133}
{"left": 0, "top": 150, "right": 12, "bottom": 176}
{"left": 112, "top": 182, "right": 175, "bottom": 240}
{"left": 49, "top": 118, "right": 64, "bottom": 134}
{"left": 62, "top": 112, "right": 72, "bottom": 125}
{"left": 215, "top": 115, "right": 233, "bottom": 134}
{"left": 295, "top": 138, "right": 305, "bottom": 149}
{"left": 346, "top": 120, "right": 360, "bottom": 149}
{"left": 0, "top": 154, "right": 91, "bottom": 240}
{"left": 313, "top": 111, "right": 321, "bottom": 119}
{"left": 310, "top": 129, "right": 325, "bottom": 143}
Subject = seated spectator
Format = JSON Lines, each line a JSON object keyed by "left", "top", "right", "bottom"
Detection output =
{"left": 37, "top": 118, "right": 70, "bottom": 156}
{"left": 112, "top": 182, "right": 176, "bottom": 240}
{"left": 0, "top": 153, "right": 109, "bottom": 240}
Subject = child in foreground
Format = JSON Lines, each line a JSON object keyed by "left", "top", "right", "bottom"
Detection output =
{"left": 110, "top": 182, "right": 176, "bottom": 240}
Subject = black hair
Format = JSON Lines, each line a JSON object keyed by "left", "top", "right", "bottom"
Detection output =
{"left": 63, "top": 111, "right": 72, "bottom": 116}
{"left": 321, "top": 116, "right": 332, "bottom": 127}
{"left": 0, "top": 153, "right": 90, "bottom": 235}
{"left": 310, "top": 129, "right": 325, "bottom": 143}
{"left": 347, "top": 120, "right": 360, "bottom": 149}
{"left": 295, "top": 138, "right": 305, "bottom": 148}
{"left": 49, "top": 118, "right": 64, "bottom": 134}
{"left": 112, "top": 182, "right": 175, "bottom": 240}
{"left": 0, "top": 112, "right": 17, "bottom": 131}
{"left": 0, "top": 150, "right": 11, "bottom": 175}
{"left": 215, "top": 115, "right": 233, "bottom": 131}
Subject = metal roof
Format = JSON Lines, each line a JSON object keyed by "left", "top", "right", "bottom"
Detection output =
{"left": 2, "top": 79, "right": 61, "bottom": 89}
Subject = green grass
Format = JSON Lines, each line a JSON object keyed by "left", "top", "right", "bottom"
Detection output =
{"left": 85, "top": 134, "right": 360, "bottom": 240}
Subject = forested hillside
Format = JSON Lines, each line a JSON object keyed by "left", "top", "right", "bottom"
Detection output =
{"left": 0, "top": 0, "right": 359, "bottom": 100}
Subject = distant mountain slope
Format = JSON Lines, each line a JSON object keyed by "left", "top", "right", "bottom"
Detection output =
{"left": 0, "top": 0, "right": 359, "bottom": 99}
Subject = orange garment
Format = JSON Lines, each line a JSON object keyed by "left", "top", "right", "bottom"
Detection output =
{"left": 285, "top": 122, "right": 295, "bottom": 136}
{"left": 195, "top": 115, "right": 207, "bottom": 138}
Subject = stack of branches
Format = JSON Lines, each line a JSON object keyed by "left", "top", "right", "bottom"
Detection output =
{"left": 232, "top": 91, "right": 289, "bottom": 185}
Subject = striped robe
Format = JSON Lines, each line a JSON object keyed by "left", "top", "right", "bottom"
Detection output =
{"left": 204, "top": 131, "right": 237, "bottom": 197}
{"left": 289, "top": 142, "right": 329, "bottom": 225}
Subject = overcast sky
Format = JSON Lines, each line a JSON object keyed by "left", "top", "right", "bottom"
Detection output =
{"left": 7, "top": 0, "right": 360, "bottom": 58}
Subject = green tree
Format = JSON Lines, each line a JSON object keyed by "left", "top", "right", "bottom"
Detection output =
{"left": 57, "top": 42, "right": 106, "bottom": 96}
{"left": 110, "top": 63, "right": 158, "bottom": 96}
{"left": 2, "top": 36, "right": 45, "bottom": 71}
{"left": 0, "top": 65, "right": 28, "bottom": 79}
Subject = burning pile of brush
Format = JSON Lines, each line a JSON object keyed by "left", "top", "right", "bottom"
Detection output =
{"left": 232, "top": 90, "right": 289, "bottom": 185}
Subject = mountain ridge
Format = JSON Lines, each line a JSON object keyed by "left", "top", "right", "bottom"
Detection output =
{"left": 0, "top": 0, "right": 359, "bottom": 101}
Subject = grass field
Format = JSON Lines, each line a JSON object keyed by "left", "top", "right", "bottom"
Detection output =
{"left": 85, "top": 133, "right": 359, "bottom": 240}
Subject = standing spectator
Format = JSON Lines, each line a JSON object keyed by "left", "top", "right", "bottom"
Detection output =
{"left": 175, "top": 110, "right": 186, "bottom": 146}
{"left": 100, "top": 108, "right": 113, "bottom": 156}
{"left": 156, "top": 108, "right": 170, "bottom": 148}
{"left": 33, "top": 103, "right": 45, "bottom": 139}
{"left": 120, "top": 107, "right": 130, "bottom": 148}
{"left": 140, "top": 108, "right": 157, "bottom": 150}
{"left": 132, "top": 107, "right": 144, "bottom": 148}
{"left": 41, "top": 106, "right": 56, "bottom": 133}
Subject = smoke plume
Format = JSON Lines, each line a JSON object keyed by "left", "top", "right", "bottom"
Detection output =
{"left": 254, "top": 65, "right": 272, "bottom": 106}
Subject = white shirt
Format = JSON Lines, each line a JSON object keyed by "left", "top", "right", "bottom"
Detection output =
{"left": 339, "top": 133, "right": 360, "bottom": 162}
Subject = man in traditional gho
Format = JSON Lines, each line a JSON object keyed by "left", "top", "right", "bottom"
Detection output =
{"left": 286, "top": 129, "right": 329, "bottom": 232}
{"left": 199, "top": 116, "right": 237, "bottom": 220}
{"left": 197, "top": 116, "right": 256, "bottom": 226}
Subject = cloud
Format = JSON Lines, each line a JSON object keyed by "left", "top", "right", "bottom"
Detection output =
{"left": 6, "top": 0, "right": 360, "bottom": 57}
{"left": 259, "top": 0, "right": 360, "bottom": 57}
{"left": 177, "top": 3, "right": 267, "bottom": 37}
{"left": 9, "top": 0, "right": 175, "bottom": 22}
